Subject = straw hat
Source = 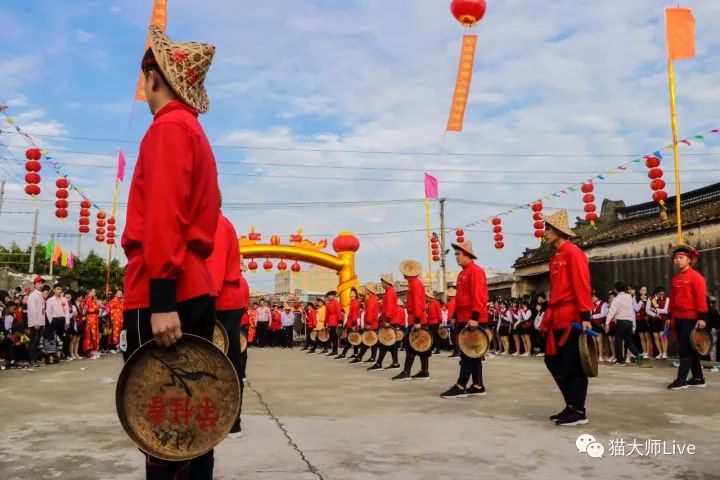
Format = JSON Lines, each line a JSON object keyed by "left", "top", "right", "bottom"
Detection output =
{"left": 365, "top": 282, "right": 382, "bottom": 295}
{"left": 380, "top": 273, "right": 394, "bottom": 286}
{"left": 451, "top": 240, "right": 477, "bottom": 260}
{"left": 425, "top": 291, "right": 437, "bottom": 300}
{"left": 543, "top": 210, "right": 576, "bottom": 238}
{"left": 399, "top": 259, "right": 422, "bottom": 278}
{"left": 147, "top": 25, "right": 216, "bottom": 114}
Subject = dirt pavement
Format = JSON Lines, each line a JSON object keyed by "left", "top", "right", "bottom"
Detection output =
{"left": 1, "top": 348, "right": 718, "bottom": 480}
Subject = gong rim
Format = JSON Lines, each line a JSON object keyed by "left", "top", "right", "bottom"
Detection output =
{"left": 408, "top": 327, "right": 433, "bottom": 353}
{"left": 213, "top": 320, "right": 229, "bottom": 354}
{"left": 347, "top": 331, "right": 363, "bottom": 346}
{"left": 378, "top": 327, "right": 397, "bottom": 347}
{"left": 239, "top": 330, "right": 248, "bottom": 353}
{"left": 458, "top": 327, "right": 489, "bottom": 359}
{"left": 361, "top": 330, "right": 379, "bottom": 347}
{"left": 690, "top": 328, "right": 712, "bottom": 356}
{"left": 579, "top": 333, "right": 599, "bottom": 378}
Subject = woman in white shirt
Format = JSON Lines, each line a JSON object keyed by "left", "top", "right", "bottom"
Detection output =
{"left": 606, "top": 282, "right": 644, "bottom": 365}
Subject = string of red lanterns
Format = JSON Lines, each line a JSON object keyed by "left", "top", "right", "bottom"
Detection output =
{"left": 531, "top": 202, "right": 544, "bottom": 239}
{"left": 54, "top": 177, "right": 69, "bottom": 219}
{"left": 78, "top": 199, "right": 91, "bottom": 234}
{"left": 96, "top": 211, "right": 106, "bottom": 243}
{"left": 491, "top": 218, "right": 504, "bottom": 250}
{"left": 581, "top": 181, "right": 598, "bottom": 226}
{"left": 24, "top": 148, "right": 42, "bottom": 196}
{"left": 644, "top": 154, "right": 668, "bottom": 206}
{"left": 106, "top": 216, "right": 116, "bottom": 245}
{"left": 431, "top": 234, "right": 440, "bottom": 262}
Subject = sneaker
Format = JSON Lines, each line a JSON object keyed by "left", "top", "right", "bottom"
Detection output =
{"left": 363, "top": 358, "right": 375, "bottom": 363}
{"left": 466, "top": 385, "right": 486, "bottom": 397}
{"left": 320, "top": 350, "right": 328, "bottom": 354}
{"left": 655, "top": 354, "right": 662, "bottom": 360}
{"left": 521, "top": 353, "right": 530, "bottom": 357}
{"left": 334, "top": 354, "right": 346, "bottom": 360}
{"left": 228, "top": 420, "right": 243, "bottom": 438}
{"left": 667, "top": 379, "right": 688, "bottom": 390}
{"left": 242, "top": 377, "right": 247, "bottom": 382}
{"left": 449, "top": 353, "right": 460, "bottom": 358}
{"left": 392, "top": 371, "right": 412, "bottom": 381}
{"left": 612, "top": 361, "right": 626, "bottom": 367}
{"left": 556, "top": 409, "right": 589, "bottom": 426}
{"left": 549, "top": 406, "right": 572, "bottom": 422}
{"left": 367, "top": 364, "right": 383, "bottom": 372}
{"left": 349, "top": 358, "right": 362, "bottom": 364}
{"left": 440, "top": 385, "right": 468, "bottom": 399}
{"left": 384, "top": 363, "right": 401, "bottom": 370}
{"left": 411, "top": 371, "right": 431, "bottom": 381}
{"left": 512, "top": 353, "right": 519, "bottom": 357}
{"left": 661, "top": 354, "right": 668, "bottom": 360}
{"left": 687, "top": 378, "right": 707, "bottom": 388}
{"left": 307, "top": 349, "right": 316, "bottom": 354}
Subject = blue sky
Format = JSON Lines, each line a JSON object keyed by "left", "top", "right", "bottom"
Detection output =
{"left": 1, "top": 0, "right": 719, "bottom": 291}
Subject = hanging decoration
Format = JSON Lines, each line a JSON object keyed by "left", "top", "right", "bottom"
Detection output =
{"left": 645, "top": 154, "right": 669, "bottom": 220}
{"left": 248, "top": 259, "right": 258, "bottom": 273}
{"left": 55, "top": 177, "right": 69, "bottom": 219}
{"left": 531, "top": 202, "right": 544, "bottom": 239}
{"left": 263, "top": 259, "right": 273, "bottom": 272}
{"left": 96, "top": 211, "right": 107, "bottom": 243}
{"left": 78, "top": 199, "right": 92, "bottom": 234}
{"left": 455, "top": 229, "right": 465, "bottom": 243}
{"left": 291, "top": 261, "right": 301, "bottom": 274}
{"left": 581, "top": 181, "right": 598, "bottom": 226}
{"left": 277, "top": 260, "right": 288, "bottom": 272}
{"left": 106, "top": 216, "right": 116, "bottom": 245}
{"left": 24, "top": 148, "right": 42, "bottom": 196}
{"left": 492, "top": 217, "right": 503, "bottom": 250}
{"left": 430, "top": 234, "right": 440, "bottom": 262}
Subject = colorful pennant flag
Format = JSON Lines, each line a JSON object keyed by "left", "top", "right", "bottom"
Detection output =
{"left": 44, "top": 240, "right": 54, "bottom": 260}
{"left": 68, "top": 252, "right": 74, "bottom": 270}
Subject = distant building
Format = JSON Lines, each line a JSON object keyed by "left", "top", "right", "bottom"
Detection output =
{"left": 274, "top": 264, "right": 338, "bottom": 295}
{"left": 513, "top": 182, "right": 720, "bottom": 299}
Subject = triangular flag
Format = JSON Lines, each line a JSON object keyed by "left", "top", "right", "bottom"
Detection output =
{"left": 52, "top": 244, "right": 62, "bottom": 264}
{"left": 68, "top": 252, "right": 74, "bottom": 270}
{"left": 45, "top": 241, "right": 54, "bottom": 260}
{"left": 61, "top": 250, "right": 68, "bottom": 267}
{"left": 117, "top": 149, "right": 127, "bottom": 182}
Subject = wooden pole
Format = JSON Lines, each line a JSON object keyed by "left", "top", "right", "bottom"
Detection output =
{"left": 667, "top": 61, "right": 684, "bottom": 244}
{"left": 425, "top": 198, "right": 433, "bottom": 292}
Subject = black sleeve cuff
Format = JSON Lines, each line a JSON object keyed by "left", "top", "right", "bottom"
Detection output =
{"left": 385, "top": 317, "right": 392, "bottom": 323}
{"left": 471, "top": 311, "right": 480, "bottom": 321}
{"left": 150, "top": 278, "right": 177, "bottom": 313}
{"left": 414, "top": 317, "right": 421, "bottom": 325}
{"left": 698, "top": 312, "right": 709, "bottom": 322}
{"left": 580, "top": 311, "right": 591, "bottom": 323}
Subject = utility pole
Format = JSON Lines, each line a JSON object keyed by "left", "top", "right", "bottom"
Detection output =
{"left": 77, "top": 232, "right": 82, "bottom": 259}
{"left": 0, "top": 179, "right": 5, "bottom": 218}
{"left": 49, "top": 234, "right": 54, "bottom": 277}
{"left": 28, "top": 209, "right": 39, "bottom": 273}
{"left": 439, "top": 198, "right": 448, "bottom": 303}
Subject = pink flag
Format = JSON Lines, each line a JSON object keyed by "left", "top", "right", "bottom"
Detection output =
{"left": 117, "top": 149, "right": 126, "bottom": 182}
{"left": 424, "top": 173, "right": 439, "bottom": 199}
{"left": 68, "top": 252, "right": 74, "bottom": 270}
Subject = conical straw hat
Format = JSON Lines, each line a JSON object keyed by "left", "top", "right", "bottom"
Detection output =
{"left": 399, "top": 260, "right": 422, "bottom": 277}
{"left": 543, "top": 210, "right": 576, "bottom": 238}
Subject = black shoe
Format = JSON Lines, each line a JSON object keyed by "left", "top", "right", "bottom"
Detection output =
{"left": 363, "top": 358, "right": 374, "bottom": 363}
{"left": 228, "top": 419, "right": 243, "bottom": 438}
{"left": 367, "top": 364, "right": 383, "bottom": 372}
{"left": 320, "top": 350, "right": 328, "bottom": 354}
{"left": 466, "top": 385, "right": 486, "bottom": 397}
{"left": 441, "top": 385, "right": 467, "bottom": 399}
{"left": 349, "top": 358, "right": 362, "bottom": 364}
{"left": 307, "top": 349, "right": 316, "bottom": 354}
{"left": 384, "top": 363, "right": 401, "bottom": 370}
{"left": 334, "top": 354, "right": 346, "bottom": 359}
{"left": 301, "top": 347, "right": 308, "bottom": 351}
{"left": 549, "top": 406, "right": 572, "bottom": 422}
{"left": 687, "top": 378, "right": 706, "bottom": 388}
{"left": 411, "top": 371, "right": 430, "bottom": 381}
{"left": 392, "top": 371, "right": 412, "bottom": 381}
{"left": 555, "top": 409, "right": 589, "bottom": 426}
{"left": 449, "top": 353, "right": 459, "bottom": 358}
{"left": 433, "top": 350, "right": 441, "bottom": 355}
{"left": 667, "top": 379, "right": 688, "bottom": 390}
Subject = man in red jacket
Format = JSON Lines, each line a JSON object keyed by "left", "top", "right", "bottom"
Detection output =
{"left": 373, "top": 274, "right": 401, "bottom": 370}
{"left": 393, "top": 260, "right": 430, "bottom": 381}
{"left": 302, "top": 303, "right": 317, "bottom": 350}
{"left": 120, "top": 26, "right": 220, "bottom": 479}
{"left": 446, "top": 288, "right": 459, "bottom": 357}
{"left": 206, "top": 212, "right": 245, "bottom": 437}
{"left": 427, "top": 292, "right": 443, "bottom": 355}
{"left": 667, "top": 244, "right": 709, "bottom": 390}
{"left": 540, "top": 211, "right": 593, "bottom": 427}
{"left": 325, "top": 291, "right": 342, "bottom": 356}
{"left": 441, "top": 241, "right": 488, "bottom": 399}
{"left": 359, "top": 283, "right": 380, "bottom": 367}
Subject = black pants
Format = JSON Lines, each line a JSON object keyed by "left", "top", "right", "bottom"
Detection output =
{"left": 50, "top": 317, "right": 68, "bottom": 357}
{"left": 239, "top": 321, "right": 248, "bottom": 380}
{"left": 615, "top": 319, "right": 641, "bottom": 363}
{"left": 544, "top": 328, "right": 588, "bottom": 411}
{"left": 256, "top": 322, "right": 269, "bottom": 347}
{"left": 121, "top": 295, "right": 216, "bottom": 480}
{"left": 457, "top": 353, "right": 483, "bottom": 387}
{"left": 376, "top": 343, "right": 399, "bottom": 366}
{"left": 217, "top": 309, "right": 244, "bottom": 423}
{"left": 28, "top": 326, "right": 42, "bottom": 362}
{"left": 429, "top": 324, "right": 441, "bottom": 352}
{"left": 357, "top": 343, "right": 377, "bottom": 360}
{"left": 676, "top": 318, "right": 704, "bottom": 381}
{"left": 451, "top": 327, "right": 460, "bottom": 355}
{"left": 282, "top": 326, "right": 293, "bottom": 348}
{"left": 341, "top": 341, "right": 359, "bottom": 357}
{"left": 402, "top": 333, "right": 430, "bottom": 373}
{"left": 329, "top": 328, "right": 339, "bottom": 354}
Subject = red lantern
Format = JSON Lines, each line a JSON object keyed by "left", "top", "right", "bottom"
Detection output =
{"left": 278, "top": 260, "right": 288, "bottom": 272}
{"left": 97, "top": 219, "right": 106, "bottom": 228}
{"left": 493, "top": 233, "right": 503, "bottom": 242}
{"left": 432, "top": 255, "right": 440, "bottom": 262}
{"left": 431, "top": 245, "right": 439, "bottom": 254}
{"left": 644, "top": 156, "right": 660, "bottom": 168}
{"left": 580, "top": 182, "right": 594, "bottom": 194}
{"left": 25, "top": 172, "right": 41, "bottom": 184}
{"left": 491, "top": 218, "right": 501, "bottom": 226}
{"left": 96, "top": 227, "right": 105, "bottom": 235}
{"left": 55, "top": 189, "right": 68, "bottom": 199}
{"left": 248, "top": 260, "right": 258, "bottom": 272}
{"left": 106, "top": 230, "right": 115, "bottom": 238}
{"left": 263, "top": 260, "right": 273, "bottom": 272}
{"left": 430, "top": 236, "right": 438, "bottom": 244}
{"left": 55, "top": 209, "right": 68, "bottom": 219}
{"left": 96, "top": 235, "right": 105, "bottom": 242}
{"left": 450, "top": 0, "right": 487, "bottom": 27}
{"left": 291, "top": 261, "right": 301, "bottom": 273}
{"left": 79, "top": 217, "right": 90, "bottom": 225}
{"left": 80, "top": 208, "right": 91, "bottom": 217}
{"left": 531, "top": 202, "right": 543, "bottom": 212}
{"left": 455, "top": 229, "right": 465, "bottom": 237}
{"left": 494, "top": 241, "right": 504, "bottom": 250}
{"left": 650, "top": 178, "right": 666, "bottom": 191}
{"left": 25, "top": 160, "right": 41, "bottom": 172}
{"left": 584, "top": 204, "right": 597, "bottom": 213}
{"left": 652, "top": 190, "right": 668, "bottom": 203}
{"left": 107, "top": 238, "right": 115, "bottom": 245}
{"left": 107, "top": 217, "right": 116, "bottom": 225}
{"left": 332, "top": 233, "right": 360, "bottom": 253}
{"left": 80, "top": 200, "right": 91, "bottom": 209}
{"left": 533, "top": 221, "right": 544, "bottom": 230}
{"left": 270, "top": 235, "right": 281, "bottom": 245}
{"left": 492, "top": 225, "right": 502, "bottom": 234}
{"left": 534, "top": 230, "right": 545, "bottom": 239}
{"left": 456, "top": 236, "right": 465, "bottom": 243}
{"left": 55, "top": 199, "right": 69, "bottom": 209}
{"left": 97, "top": 211, "right": 106, "bottom": 220}
{"left": 55, "top": 178, "right": 69, "bottom": 189}
{"left": 25, "top": 148, "right": 41, "bottom": 160}
{"left": 582, "top": 193, "right": 595, "bottom": 204}
{"left": 24, "top": 184, "right": 40, "bottom": 196}
{"left": 532, "top": 212, "right": 543, "bottom": 221}
{"left": 648, "top": 168, "right": 663, "bottom": 180}
{"left": 107, "top": 224, "right": 116, "bottom": 232}
{"left": 585, "top": 212, "right": 599, "bottom": 223}
{"left": 79, "top": 225, "right": 90, "bottom": 234}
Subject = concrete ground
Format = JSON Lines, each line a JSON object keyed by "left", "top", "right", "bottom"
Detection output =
{"left": 1, "top": 348, "right": 718, "bottom": 480}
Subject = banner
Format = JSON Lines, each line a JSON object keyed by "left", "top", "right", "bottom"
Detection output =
{"left": 117, "top": 149, "right": 127, "bottom": 182}
{"left": 446, "top": 35, "right": 477, "bottom": 132}
{"left": 134, "top": 0, "right": 169, "bottom": 101}
{"left": 665, "top": 7, "right": 695, "bottom": 62}
{"left": 424, "top": 173, "right": 439, "bottom": 199}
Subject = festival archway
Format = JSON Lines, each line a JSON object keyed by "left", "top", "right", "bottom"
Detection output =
{"left": 238, "top": 228, "right": 360, "bottom": 309}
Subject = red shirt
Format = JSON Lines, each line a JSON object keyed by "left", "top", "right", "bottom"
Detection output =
{"left": 447, "top": 297, "right": 456, "bottom": 322}
{"left": 238, "top": 274, "right": 250, "bottom": 309}
{"left": 326, "top": 299, "right": 342, "bottom": 327}
{"left": 427, "top": 299, "right": 442, "bottom": 325}
{"left": 270, "top": 310, "right": 282, "bottom": 331}
{"left": 454, "top": 261, "right": 489, "bottom": 324}
{"left": 670, "top": 268, "right": 707, "bottom": 320}
{"left": 240, "top": 311, "right": 250, "bottom": 327}
{"left": 122, "top": 101, "right": 220, "bottom": 311}
{"left": 406, "top": 277, "right": 427, "bottom": 325}
{"left": 382, "top": 287, "right": 398, "bottom": 322}
{"left": 306, "top": 308, "right": 317, "bottom": 329}
{"left": 206, "top": 214, "right": 243, "bottom": 311}
{"left": 364, "top": 294, "right": 379, "bottom": 330}
{"left": 346, "top": 299, "right": 361, "bottom": 328}
{"left": 393, "top": 307, "right": 406, "bottom": 327}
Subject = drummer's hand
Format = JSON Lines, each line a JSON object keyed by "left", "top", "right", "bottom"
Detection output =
{"left": 384, "top": 322, "right": 391, "bottom": 327}
{"left": 468, "top": 320, "right": 479, "bottom": 328}
{"left": 151, "top": 312, "right": 182, "bottom": 347}
{"left": 696, "top": 320, "right": 706, "bottom": 329}
{"left": 582, "top": 321, "right": 592, "bottom": 332}
{"left": 413, "top": 324, "right": 421, "bottom": 330}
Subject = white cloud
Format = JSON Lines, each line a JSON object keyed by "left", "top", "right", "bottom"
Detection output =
{"left": 75, "top": 29, "right": 94, "bottom": 43}
{"left": 109, "top": 6, "right": 121, "bottom": 14}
